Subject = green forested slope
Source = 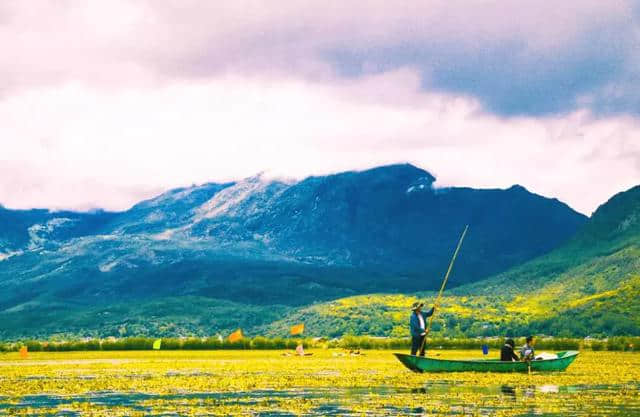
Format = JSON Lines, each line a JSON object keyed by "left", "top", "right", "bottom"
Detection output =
{"left": 264, "top": 186, "right": 640, "bottom": 338}
{"left": 0, "top": 185, "right": 636, "bottom": 340}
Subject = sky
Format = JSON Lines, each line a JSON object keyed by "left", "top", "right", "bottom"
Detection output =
{"left": 1, "top": 1, "right": 639, "bottom": 215}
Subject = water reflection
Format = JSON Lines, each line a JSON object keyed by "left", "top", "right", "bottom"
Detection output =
{"left": 538, "top": 384, "right": 559, "bottom": 393}
{"left": 405, "top": 382, "right": 640, "bottom": 416}
{"left": 500, "top": 384, "right": 516, "bottom": 399}
{"left": 1, "top": 383, "right": 639, "bottom": 416}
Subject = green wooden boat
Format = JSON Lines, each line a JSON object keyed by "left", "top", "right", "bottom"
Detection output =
{"left": 394, "top": 351, "right": 579, "bottom": 373}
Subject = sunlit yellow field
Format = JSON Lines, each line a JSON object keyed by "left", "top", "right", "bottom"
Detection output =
{"left": 1, "top": 349, "right": 639, "bottom": 416}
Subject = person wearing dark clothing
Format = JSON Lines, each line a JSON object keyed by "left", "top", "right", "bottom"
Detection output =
{"left": 409, "top": 301, "right": 435, "bottom": 356}
{"left": 500, "top": 338, "right": 519, "bottom": 362}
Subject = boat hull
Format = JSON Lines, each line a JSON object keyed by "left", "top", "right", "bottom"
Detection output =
{"left": 394, "top": 351, "right": 579, "bottom": 373}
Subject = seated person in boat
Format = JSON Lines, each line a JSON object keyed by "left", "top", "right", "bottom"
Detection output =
{"left": 500, "top": 338, "right": 519, "bottom": 361}
{"left": 409, "top": 301, "right": 435, "bottom": 356}
{"left": 520, "top": 336, "right": 535, "bottom": 360}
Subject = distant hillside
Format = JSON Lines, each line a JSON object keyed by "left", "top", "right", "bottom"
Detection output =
{"left": 0, "top": 164, "right": 587, "bottom": 338}
{"left": 0, "top": 206, "right": 116, "bottom": 255}
{"left": 264, "top": 186, "right": 640, "bottom": 338}
{"left": 456, "top": 184, "right": 640, "bottom": 336}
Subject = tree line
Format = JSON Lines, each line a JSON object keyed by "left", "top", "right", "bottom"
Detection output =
{"left": 0, "top": 336, "right": 637, "bottom": 352}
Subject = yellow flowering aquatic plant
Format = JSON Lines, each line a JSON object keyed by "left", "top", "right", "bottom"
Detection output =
{"left": 0, "top": 350, "right": 638, "bottom": 416}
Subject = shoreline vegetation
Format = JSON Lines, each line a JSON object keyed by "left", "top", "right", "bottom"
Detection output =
{"left": 1, "top": 335, "right": 637, "bottom": 353}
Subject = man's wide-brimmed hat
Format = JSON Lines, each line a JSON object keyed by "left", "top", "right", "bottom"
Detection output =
{"left": 411, "top": 301, "right": 424, "bottom": 311}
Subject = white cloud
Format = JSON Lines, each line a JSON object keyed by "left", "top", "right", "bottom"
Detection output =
{"left": 0, "top": 1, "right": 634, "bottom": 92}
{"left": 1, "top": 1, "right": 639, "bottom": 215}
{"left": 1, "top": 69, "right": 638, "bottom": 214}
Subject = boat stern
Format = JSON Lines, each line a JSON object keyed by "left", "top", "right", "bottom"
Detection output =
{"left": 393, "top": 353, "right": 423, "bottom": 373}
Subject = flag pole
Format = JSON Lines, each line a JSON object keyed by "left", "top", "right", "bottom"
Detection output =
{"left": 420, "top": 225, "right": 469, "bottom": 353}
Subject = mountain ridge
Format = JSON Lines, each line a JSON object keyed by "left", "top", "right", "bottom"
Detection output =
{"left": 0, "top": 163, "right": 590, "bottom": 338}
{"left": 267, "top": 184, "right": 640, "bottom": 338}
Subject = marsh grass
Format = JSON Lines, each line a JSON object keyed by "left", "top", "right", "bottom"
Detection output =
{"left": 4, "top": 335, "right": 637, "bottom": 353}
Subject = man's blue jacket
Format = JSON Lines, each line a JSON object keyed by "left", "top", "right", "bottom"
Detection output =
{"left": 409, "top": 307, "right": 435, "bottom": 338}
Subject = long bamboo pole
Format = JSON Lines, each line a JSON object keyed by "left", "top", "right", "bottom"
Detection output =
{"left": 419, "top": 225, "right": 469, "bottom": 353}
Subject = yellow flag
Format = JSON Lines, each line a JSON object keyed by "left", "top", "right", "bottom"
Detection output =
{"left": 290, "top": 323, "right": 304, "bottom": 336}
{"left": 19, "top": 346, "right": 28, "bottom": 358}
{"left": 228, "top": 329, "right": 243, "bottom": 343}
{"left": 153, "top": 339, "right": 162, "bottom": 350}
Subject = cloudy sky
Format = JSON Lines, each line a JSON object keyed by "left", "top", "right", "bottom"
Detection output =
{"left": 1, "top": 0, "right": 639, "bottom": 215}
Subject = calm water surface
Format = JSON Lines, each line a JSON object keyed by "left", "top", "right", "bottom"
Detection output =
{"left": 1, "top": 381, "right": 638, "bottom": 416}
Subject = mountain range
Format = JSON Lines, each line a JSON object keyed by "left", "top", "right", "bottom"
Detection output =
{"left": 1, "top": 163, "right": 634, "bottom": 339}
{"left": 267, "top": 184, "right": 640, "bottom": 338}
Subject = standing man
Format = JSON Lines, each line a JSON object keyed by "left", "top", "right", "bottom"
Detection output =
{"left": 409, "top": 301, "right": 435, "bottom": 356}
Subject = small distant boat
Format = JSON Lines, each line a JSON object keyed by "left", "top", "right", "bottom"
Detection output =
{"left": 394, "top": 351, "right": 579, "bottom": 373}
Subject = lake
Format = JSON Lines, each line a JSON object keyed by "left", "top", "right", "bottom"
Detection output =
{"left": 1, "top": 350, "right": 638, "bottom": 416}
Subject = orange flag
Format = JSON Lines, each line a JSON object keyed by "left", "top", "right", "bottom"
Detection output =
{"left": 290, "top": 323, "right": 304, "bottom": 336}
{"left": 228, "top": 329, "right": 243, "bottom": 343}
{"left": 19, "top": 346, "right": 28, "bottom": 358}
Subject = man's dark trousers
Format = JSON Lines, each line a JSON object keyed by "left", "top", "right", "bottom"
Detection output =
{"left": 411, "top": 335, "right": 426, "bottom": 356}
